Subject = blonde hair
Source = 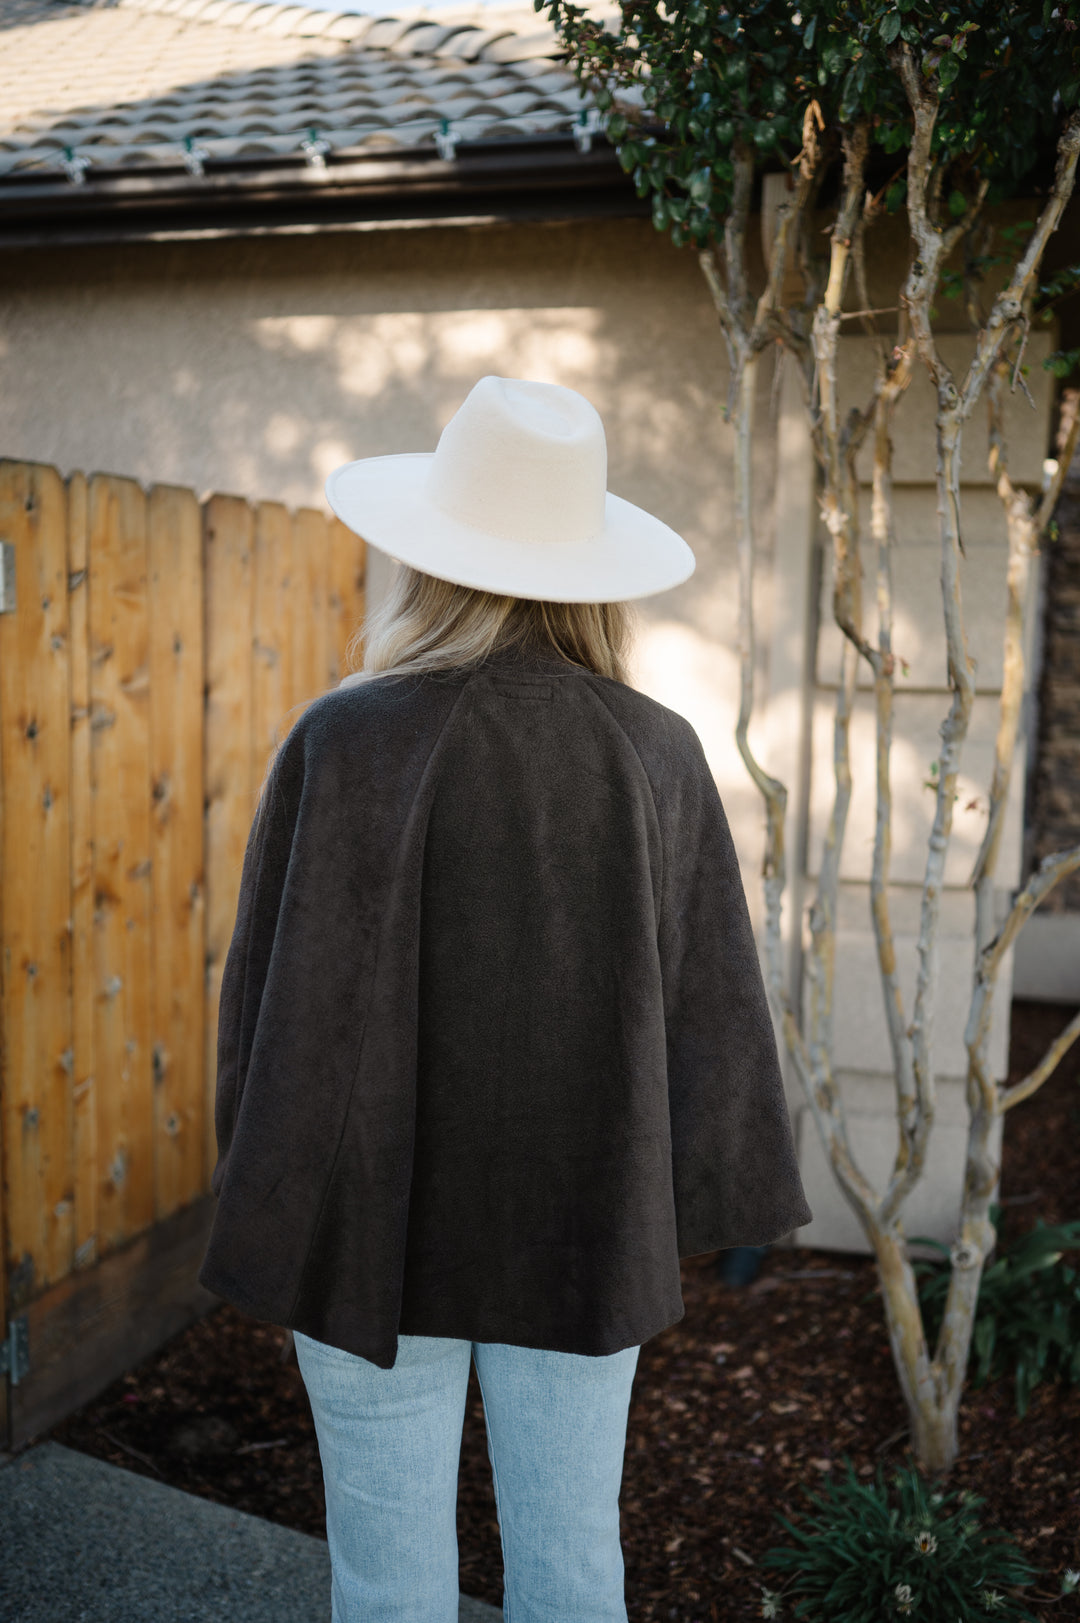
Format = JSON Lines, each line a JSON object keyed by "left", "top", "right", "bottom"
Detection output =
{"left": 345, "top": 561, "right": 637, "bottom": 688}
{"left": 253, "top": 562, "right": 637, "bottom": 823}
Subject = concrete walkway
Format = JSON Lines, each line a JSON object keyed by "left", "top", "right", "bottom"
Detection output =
{"left": 0, "top": 1440, "right": 501, "bottom": 1623}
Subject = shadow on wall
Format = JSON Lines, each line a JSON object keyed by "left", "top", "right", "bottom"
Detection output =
{"left": 0, "top": 222, "right": 745, "bottom": 564}
{"left": 0, "top": 212, "right": 786, "bottom": 774}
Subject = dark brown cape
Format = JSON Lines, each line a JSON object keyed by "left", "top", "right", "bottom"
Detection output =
{"left": 197, "top": 645, "right": 812, "bottom": 1368}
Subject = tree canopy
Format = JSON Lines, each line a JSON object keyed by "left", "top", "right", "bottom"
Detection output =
{"left": 537, "top": 1, "right": 1080, "bottom": 251}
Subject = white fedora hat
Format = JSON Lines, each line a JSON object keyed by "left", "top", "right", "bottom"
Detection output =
{"left": 324, "top": 375, "right": 696, "bottom": 603}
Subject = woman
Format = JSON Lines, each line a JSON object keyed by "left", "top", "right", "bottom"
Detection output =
{"left": 198, "top": 376, "right": 812, "bottom": 1623}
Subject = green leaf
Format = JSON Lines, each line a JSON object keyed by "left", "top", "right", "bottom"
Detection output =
{"left": 803, "top": 14, "right": 816, "bottom": 49}
{"left": 688, "top": 167, "right": 712, "bottom": 204}
{"left": 1047, "top": 348, "right": 1080, "bottom": 379}
{"left": 880, "top": 11, "right": 901, "bottom": 44}
{"left": 948, "top": 188, "right": 967, "bottom": 217}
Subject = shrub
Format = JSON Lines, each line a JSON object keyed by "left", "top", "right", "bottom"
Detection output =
{"left": 758, "top": 1457, "right": 1041, "bottom": 1621}
{"left": 910, "top": 1204, "right": 1080, "bottom": 1419}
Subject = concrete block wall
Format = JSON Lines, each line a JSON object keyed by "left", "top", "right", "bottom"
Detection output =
{"left": 787, "top": 332, "right": 1054, "bottom": 1255}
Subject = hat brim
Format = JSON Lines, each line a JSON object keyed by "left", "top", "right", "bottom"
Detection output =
{"left": 325, "top": 453, "right": 696, "bottom": 603}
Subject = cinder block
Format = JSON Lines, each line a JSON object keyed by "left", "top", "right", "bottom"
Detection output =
{"left": 816, "top": 538, "right": 1018, "bottom": 692}
{"left": 838, "top": 331, "right": 1056, "bottom": 487}
{"left": 800, "top": 919, "right": 1015, "bottom": 1080}
{"left": 806, "top": 690, "right": 1029, "bottom": 888}
{"left": 793, "top": 1085, "right": 1005, "bottom": 1256}
{"left": 1012, "top": 910, "right": 1080, "bottom": 1002}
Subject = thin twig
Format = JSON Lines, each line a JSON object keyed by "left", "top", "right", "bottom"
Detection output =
{"left": 838, "top": 305, "right": 902, "bottom": 321}
{"left": 96, "top": 1426, "right": 168, "bottom": 1479}
{"left": 1010, "top": 316, "right": 1030, "bottom": 392}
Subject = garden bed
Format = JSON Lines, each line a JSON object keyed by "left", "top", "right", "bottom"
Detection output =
{"left": 46, "top": 999, "right": 1079, "bottom": 1621}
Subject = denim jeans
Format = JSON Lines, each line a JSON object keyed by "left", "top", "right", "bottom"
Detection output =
{"left": 293, "top": 1330, "right": 642, "bottom": 1623}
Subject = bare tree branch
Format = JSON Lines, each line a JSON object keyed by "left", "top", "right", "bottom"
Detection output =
{"left": 1000, "top": 1006, "right": 1080, "bottom": 1113}
{"left": 961, "top": 109, "right": 1080, "bottom": 416}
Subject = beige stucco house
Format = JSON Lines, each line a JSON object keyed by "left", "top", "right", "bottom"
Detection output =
{"left": 2, "top": 0, "right": 1077, "bottom": 1259}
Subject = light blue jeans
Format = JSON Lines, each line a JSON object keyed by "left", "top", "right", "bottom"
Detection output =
{"left": 292, "top": 1330, "right": 641, "bottom": 1623}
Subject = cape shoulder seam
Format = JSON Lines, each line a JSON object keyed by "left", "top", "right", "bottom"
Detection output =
{"left": 284, "top": 671, "right": 475, "bottom": 1323}
{"left": 577, "top": 675, "right": 669, "bottom": 933}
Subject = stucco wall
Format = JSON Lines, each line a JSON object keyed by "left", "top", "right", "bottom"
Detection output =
{"left": 0, "top": 219, "right": 784, "bottom": 850}
{"left": 0, "top": 210, "right": 1068, "bottom": 1255}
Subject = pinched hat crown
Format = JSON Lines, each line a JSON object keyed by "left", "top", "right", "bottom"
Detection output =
{"left": 425, "top": 376, "right": 608, "bottom": 546}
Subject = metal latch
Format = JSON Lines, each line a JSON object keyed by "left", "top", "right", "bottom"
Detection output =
{"left": 1, "top": 1317, "right": 29, "bottom": 1385}
{"left": 0, "top": 540, "right": 14, "bottom": 615}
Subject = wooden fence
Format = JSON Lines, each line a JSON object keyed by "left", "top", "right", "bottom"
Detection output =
{"left": 0, "top": 458, "right": 366, "bottom": 1449}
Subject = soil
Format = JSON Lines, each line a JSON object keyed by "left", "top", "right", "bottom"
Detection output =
{"left": 43, "top": 998, "right": 1080, "bottom": 1621}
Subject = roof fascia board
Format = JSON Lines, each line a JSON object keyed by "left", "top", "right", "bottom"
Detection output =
{"left": 0, "top": 193, "right": 649, "bottom": 250}
{"left": 0, "top": 137, "right": 637, "bottom": 241}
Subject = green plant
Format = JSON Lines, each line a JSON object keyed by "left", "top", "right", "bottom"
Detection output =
{"left": 540, "top": 0, "right": 1080, "bottom": 1479}
{"left": 536, "top": 2, "right": 1075, "bottom": 257}
{"left": 758, "top": 1456, "right": 1042, "bottom": 1621}
{"left": 536, "top": 0, "right": 814, "bottom": 251}
{"left": 909, "top": 1204, "right": 1080, "bottom": 1418}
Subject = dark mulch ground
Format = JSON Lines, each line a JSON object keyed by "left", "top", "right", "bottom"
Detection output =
{"left": 44, "top": 999, "right": 1079, "bottom": 1621}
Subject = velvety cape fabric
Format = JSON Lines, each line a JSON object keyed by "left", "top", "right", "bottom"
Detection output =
{"left": 197, "top": 645, "right": 813, "bottom": 1370}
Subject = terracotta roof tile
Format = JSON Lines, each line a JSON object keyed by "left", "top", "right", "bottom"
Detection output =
{"left": 0, "top": 0, "right": 621, "bottom": 188}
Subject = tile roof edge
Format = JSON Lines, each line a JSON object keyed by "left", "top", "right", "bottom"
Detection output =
{"left": 74, "top": 0, "right": 571, "bottom": 63}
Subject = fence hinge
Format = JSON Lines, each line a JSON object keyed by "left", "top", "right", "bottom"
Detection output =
{"left": 0, "top": 540, "right": 14, "bottom": 614}
{"left": 0, "top": 1317, "right": 29, "bottom": 1385}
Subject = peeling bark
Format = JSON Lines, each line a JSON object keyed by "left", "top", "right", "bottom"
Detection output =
{"left": 692, "top": 49, "right": 1080, "bottom": 1480}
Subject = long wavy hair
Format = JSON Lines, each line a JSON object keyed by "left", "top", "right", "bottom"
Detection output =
{"left": 344, "top": 561, "right": 637, "bottom": 688}
{"left": 253, "top": 562, "right": 637, "bottom": 820}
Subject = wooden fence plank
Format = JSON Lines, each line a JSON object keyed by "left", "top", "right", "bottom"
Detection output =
{"left": 252, "top": 500, "right": 295, "bottom": 771}
{"left": 292, "top": 506, "right": 330, "bottom": 716}
{"left": 88, "top": 474, "right": 153, "bottom": 1249}
{"left": 0, "top": 459, "right": 75, "bottom": 1309}
{"left": 202, "top": 494, "right": 254, "bottom": 1190}
{"left": 148, "top": 484, "right": 206, "bottom": 1220}
{"left": 67, "top": 471, "right": 98, "bottom": 1276}
{"left": 327, "top": 515, "right": 366, "bottom": 683}
{"left": 0, "top": 462, "right": 371, "bottom": 1446}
